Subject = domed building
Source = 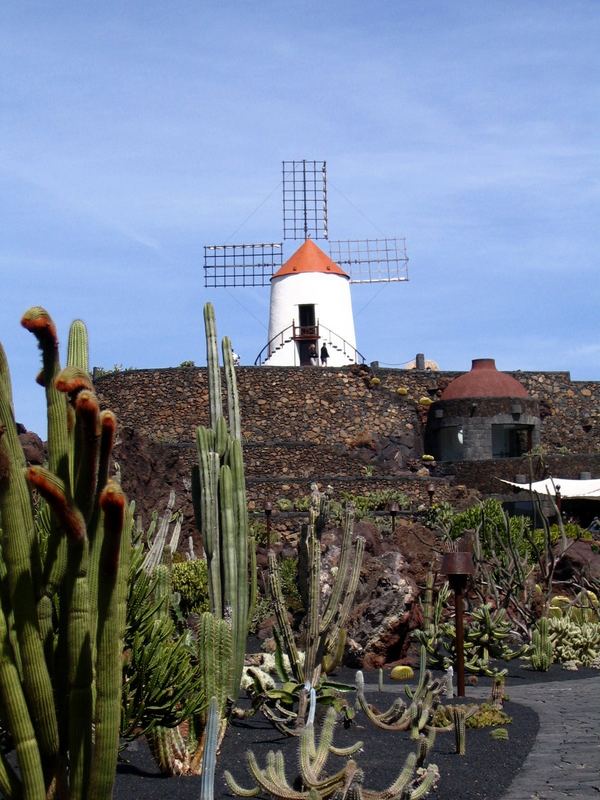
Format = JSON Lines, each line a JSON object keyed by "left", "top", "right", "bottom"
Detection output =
{"left": 425, "top": 358, "right": 540, "bottom": 462}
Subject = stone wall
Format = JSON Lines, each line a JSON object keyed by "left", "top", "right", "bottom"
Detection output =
{"left": 95, "top": 364, "right": 600, "bottom": 457}
{"left": 94, "top": 364, "right": 600, "bottom": 516}
{"left": 433, "top": 453, "right": 600, "bottom": 495}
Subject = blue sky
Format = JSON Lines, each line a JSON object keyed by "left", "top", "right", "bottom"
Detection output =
{"left": 2, "top": 1, "right": 599, "bottom": 435}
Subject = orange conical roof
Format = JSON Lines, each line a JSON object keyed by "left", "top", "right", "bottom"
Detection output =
{"left": 272, "top": 239, "right": 349, "bottom": 279}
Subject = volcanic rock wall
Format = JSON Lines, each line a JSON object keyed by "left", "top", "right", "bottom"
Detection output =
{"left": 94, "top": 364, "right": 600, "bottom": 529}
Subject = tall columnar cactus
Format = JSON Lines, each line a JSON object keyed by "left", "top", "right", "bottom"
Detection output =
{"left": 0, "top": 309, "right": 130, "bottom": 799}
{"left": 526, "top": 617, "right": 554, "bottom": 671}
{"left": 192, "top": 302, "right": 256, "bottom": 701}
{"left": 269, "top": 494, "right": 365, "bottom": 697}
{"left": 452, "top": 706, "right": 467, "bottom": 755}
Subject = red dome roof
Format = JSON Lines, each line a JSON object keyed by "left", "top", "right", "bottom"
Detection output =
{"left": 441, "top": 359, "right": 529, "bottom": 400}
{"left": 272, "top": 239, "right": 349, "bottom": 279}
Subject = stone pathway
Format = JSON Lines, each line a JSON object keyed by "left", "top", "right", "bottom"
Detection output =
{"left": 496, "top": 676, "right": 600, "bottom": 800}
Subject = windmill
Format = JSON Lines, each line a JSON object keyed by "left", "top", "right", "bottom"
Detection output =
{"left": 203, "top": 160, "right": 409, "bottom": 366}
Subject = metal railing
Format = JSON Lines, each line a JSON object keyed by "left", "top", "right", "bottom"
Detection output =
{"left": 254, "top": 322, "right": 367, "bottom": 366}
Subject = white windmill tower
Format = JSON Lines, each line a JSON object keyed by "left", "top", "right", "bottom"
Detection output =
{"left": 203, "top": 160, "right": 409, "bottom": 366}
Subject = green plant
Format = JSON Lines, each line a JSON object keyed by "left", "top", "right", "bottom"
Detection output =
{"left": 355, "top": 646, "right": 445, "bottom": 738}
{"left": 279, "top": 556, "right": 303, "bottom": 612}
{"left": 415, "top": 593, "right": 524, "bottom": 676}
{"left": 339, "top": 489, "right": 410, "bottom": 520}
{"left": 120, "top": 497, "right": 213, "bottom": 776}
{"left": 490, "top": 727, "right": 509, "bottom": 741}
{"left": 171, "top": 559, "right": 210, "bottom": 617}
{"left": 466, "top": 703, "right": 512, "bottom": 729}
{"left": 422, "top": 501, "right": 455, "bottom": 531}
{"left": 525, "top": 617, "right": 554, "bottom": 671}
{"left": 267, "top": 492, "right": 364, "bottom": 725}
{"left": 226, "top": 706, "right": 440, "bottom": 800}
{"left": 547, "top": 617, "right": 600, "bottom": 667}
{"left": 452, "top": 706, "right": 467, "bottom": 755}
{"left": 0, "top": 309, "right": 130, "bottom": 799}
{"left": 192, "top": 302, "right": 257, "bottom": 701}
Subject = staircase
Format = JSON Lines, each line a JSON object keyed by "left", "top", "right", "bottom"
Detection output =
{"left": 254, "top": 323, "right": 367, "bottom": 366}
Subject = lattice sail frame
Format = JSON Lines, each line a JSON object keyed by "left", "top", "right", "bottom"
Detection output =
{"left": 203, "top": 243, "right": 282, "bottom": 287}
{"left": 202, "top": 160, "right": 409, "bottom": 287}
{"left": 282, "top": 160, "right": 328, "bottom": 240}
{"left": 328, "top": 238, "right": 409, "bottom": 284}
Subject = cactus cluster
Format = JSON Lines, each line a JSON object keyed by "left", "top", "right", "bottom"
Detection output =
{"left": 524, "top": 617, "right": 554, "bottom": 671}
{"left": 548, "top": 590, "right": 599, "bottom": 624}
{"left": 0, "top": 308, "right": 130, "bottom": 799}
{"left": 266, "top": 490, "right": 364, "bottom": 726}
{"left": 547, "top": 617, "right": 600, "bottom": 667}
{"left": 192, "top": 303, "right": 256, "bottom": 701}
{"left": 226, "top": 706, "right": 440, "bottom": 800}
{"left": 355, "top": 646, "right": 445, "bottom": 740}
{"left": 415, "top": 589, "right": 524, "bottom": 677}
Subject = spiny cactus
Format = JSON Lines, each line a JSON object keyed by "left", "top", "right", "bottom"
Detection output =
{"left": 547, "top": 616, "right": 600, "bottom": 667}
{"left": 526, "top": 617, "right": 554, "bottom": 671}
{"left": 193, "top": 303, "right": 256, "bottom": 701}
{"left": 226, "top": 706, "right": 439, "bottom": 800}
{"left": 549, "top": 590, "right": 599, "bottom": 623}
{"left": 0, "top": 310, "right": 130, "bottom": 799}
{"left": 270, "top": 496, "right": 364, "bottom": 691}
{"left": 355, "top": 646, "right": 444, "bottom": 737}
{"left": 200, "top": 697, "right": 220, "bottom": 800}
{"left": 416, "top": 598, "right": 524, "bottom": 677}
{"left": 490, "top": 673, "right": 507, "bottom": 707}
{"left": 452, "top": 706, "right": 467, "bottom": 755}
{"left": 391, "top": 664, "right": 414, "bottom": 681}
{"left": 124, "top": 495, "right": 230, "bottom": 777}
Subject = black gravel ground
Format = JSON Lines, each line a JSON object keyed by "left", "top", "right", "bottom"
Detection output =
{"left": 114, "top": 664, "right": 547, "bottom": 800}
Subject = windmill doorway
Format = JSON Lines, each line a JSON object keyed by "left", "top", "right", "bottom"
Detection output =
{"left": 296, "top": 304, "right": 318, "bottom": 365}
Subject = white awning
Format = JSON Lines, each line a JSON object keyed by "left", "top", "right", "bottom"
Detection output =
{"left": 499, "top": 477, "right": 600, "bottom": 500}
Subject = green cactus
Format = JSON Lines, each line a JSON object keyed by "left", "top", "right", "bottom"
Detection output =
{"left": 355, "top": 645, "right": 444, "bottom": 736}
{"left": 200, "top": 697, "right": 220, "bottom": 800}
{"left": 226, "top": 705, "right": 440, "bottom": 800}
{"left": 452, "top": 706, "right": 467, "bottom": 755}
{"left": 271, "top": 497, "right": 364, "bottom": 688}
{"left": 123, "top": 495, "right": 229, "bottom": 777}
{"left": 526, "top": 617, "right": 554, "bottom": 671}
{"left": 390, "top": 665, "right": 415, "bottom": 681}
{"left": 193, "top": 303, "right": 256, "bottom": 701}
{"left": 547, "top": 616, "right": 600, "bottom": 667}
{"left": 0, "top": 309, "right": 130, "bottom": 799}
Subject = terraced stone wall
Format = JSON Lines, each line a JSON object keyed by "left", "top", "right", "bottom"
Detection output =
{"left": 94, "top": 365, "right": 600, "bottom": 459}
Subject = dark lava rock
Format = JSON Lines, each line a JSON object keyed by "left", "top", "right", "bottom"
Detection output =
{"left": 19, "top": 431, "right": 45, "bottom": 464}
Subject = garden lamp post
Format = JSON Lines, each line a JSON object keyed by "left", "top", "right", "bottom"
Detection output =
{"left": 427, "top": 483, "right": 435, "bottom": 506}
{"left": 441, "top": 551, "right": 474, "bottom": 697}
{"left": 389, "top": 501, "right": 399, "bottom": 533}
{"left": 264, "top": 501, "right": 273, "bottom": 550}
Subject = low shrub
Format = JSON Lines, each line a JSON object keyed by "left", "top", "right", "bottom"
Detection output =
{"left": 171, "top": 559, "right": 210, "bottom": 617}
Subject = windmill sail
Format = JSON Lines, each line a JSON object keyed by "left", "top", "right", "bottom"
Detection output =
{"left": 328, "top": 238, "right": 409, "bottom": 284}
